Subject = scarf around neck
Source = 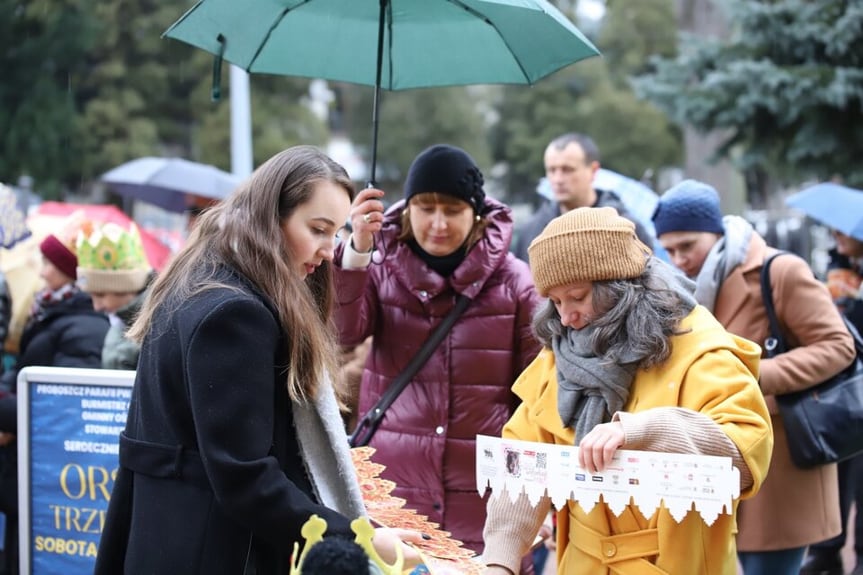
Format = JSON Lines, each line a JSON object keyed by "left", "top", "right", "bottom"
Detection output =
{"left": 30, "top": 283, "right": 80, "bottom": 322}
{"left": 407, "top": 238, "right": 467, "bottom": 278}
{"left": 552, "top": 257, "right": 698, "bottom": 444}
{"left": 553, "top": 326, "right": 638, "bottom": 444}
{"left": 291, "top": 373, "right": 366, "bottom": 520}
{"left": 694, "top": 215, "right": 753, "bottom": 312}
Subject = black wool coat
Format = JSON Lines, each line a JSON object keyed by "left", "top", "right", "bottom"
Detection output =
{"left": 0, "top": 291, "right": 108, "bottom": 432}
{"left": 95, "top": 266, "right": 354, "bottom": 575}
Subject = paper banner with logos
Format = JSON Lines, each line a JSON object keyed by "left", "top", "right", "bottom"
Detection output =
{"left": 476, "top": 435, "right": 740, "bottom": 526}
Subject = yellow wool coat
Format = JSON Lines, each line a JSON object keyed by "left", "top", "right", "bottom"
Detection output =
{"left": 501, "top": 306, "right": 773, "bottom": 575}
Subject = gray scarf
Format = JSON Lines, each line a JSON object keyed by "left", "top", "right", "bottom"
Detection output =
{"left": 292, "top": 374, "right": 366, "bottom": 519}
{"left": 552, "top": 258, "right": 698, "bottom": 444}
{"left": 553, "top": 327, "right": 639, "bottom": 444}
{"left": 694, "top": 215, "right": 753, "bottom": 312}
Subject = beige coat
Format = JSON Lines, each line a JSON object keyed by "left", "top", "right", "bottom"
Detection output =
{"left": 713, "top": 233, "right": 855, "bottom": 551}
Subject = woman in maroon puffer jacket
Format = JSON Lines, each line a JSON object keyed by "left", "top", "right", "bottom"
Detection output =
{"left": 334, "top": 145, "right": 542, "bottom": 562}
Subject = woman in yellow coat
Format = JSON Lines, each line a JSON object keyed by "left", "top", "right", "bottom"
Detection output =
{"left": 482, "top": 207, "right": 773, "bottom": 575}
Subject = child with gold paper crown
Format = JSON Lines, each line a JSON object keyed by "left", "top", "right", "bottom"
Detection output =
{"left": 76, "top": 222, "right": 155, "bottom": 370}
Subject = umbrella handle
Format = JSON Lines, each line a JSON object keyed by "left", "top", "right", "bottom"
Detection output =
{"left": 211, "top": 34, "right": 226, "bottom": 102}
{"left": 367, "top": 0, "right": 389, "bottom": 189}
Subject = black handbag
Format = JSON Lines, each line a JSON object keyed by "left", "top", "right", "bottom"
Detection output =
{"left": 348, "top": 294, "right": 471, "bottom": 448}
{"left": 760, "top": 252, "right": 863, "bottom": 468}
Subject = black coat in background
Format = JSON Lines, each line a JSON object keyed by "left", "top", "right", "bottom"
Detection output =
{"left": 0, "top": 290, "right": 108, "bottom": 395}
{"left": 0, "top": 289, "right": 107, "bottom": 575}
{"left": 95, "top": 266, "right": 354, "bottom": 575}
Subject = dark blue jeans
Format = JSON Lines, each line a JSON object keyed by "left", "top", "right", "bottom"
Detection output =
{"left": 738, "top": 546, "right": 807, "bottom": 575}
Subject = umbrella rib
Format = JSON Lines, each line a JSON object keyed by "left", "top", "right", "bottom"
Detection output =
{"left": 444, "top": 0, "right": 533, "bottom": 84}
{"left": 246, "top": 0, "right": 312, "bottom": 72}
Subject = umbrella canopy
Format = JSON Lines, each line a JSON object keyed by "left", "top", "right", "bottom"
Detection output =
{"left": 101, "top": 157, "right": 243, "bottom": 213}
{"left": 592, "top": 169, "right": 658, "bottom": 226}
{"left": 786, "top": 182, "right": 863, "bottom": 241}
{"left": 0, "top": 183, "right": 31, "bottom": 249}
{"left": 163, "top": 0, "right": 600, "bottom": 183}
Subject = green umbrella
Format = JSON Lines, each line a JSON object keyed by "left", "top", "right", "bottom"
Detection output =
{"left": 164, "top": 0, "right": 600, "bottom": 184}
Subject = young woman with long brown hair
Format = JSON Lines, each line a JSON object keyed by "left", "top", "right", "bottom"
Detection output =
{"left": 96, "top": 146, "right": 421, "bottom": 575}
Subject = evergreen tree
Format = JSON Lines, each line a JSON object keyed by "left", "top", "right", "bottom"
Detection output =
{"left": 490, "top": 0, "right": 682, "bottom": 204}
{"left": 635, "top": 0, "right": 863, "bottom": 202}
{"left": 0, "top": 0, "right": 96, "bottom": 197}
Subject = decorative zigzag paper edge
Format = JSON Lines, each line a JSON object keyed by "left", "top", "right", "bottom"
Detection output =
{"left": 351, "top": 446, "right": 484, "bottom": 575}
{"left": 475, "top": 435, "right": 740, "bottom": 527}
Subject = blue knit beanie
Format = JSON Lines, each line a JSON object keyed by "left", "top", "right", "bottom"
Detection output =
{"left": 403, "top": 144, "right": 486, "bottom": 212}
{"left": 652, "top": 179, "right": 725, "bottom": 237}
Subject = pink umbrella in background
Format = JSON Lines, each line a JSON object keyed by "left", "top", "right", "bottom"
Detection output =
{"left": 33, "top": 202, "right": 173, "bottom": 271}
{"left": 1, "top": 202, "right": 173, "bottom": 355}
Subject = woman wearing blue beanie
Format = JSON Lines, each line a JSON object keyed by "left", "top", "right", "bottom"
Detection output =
{"left": 653, "top": 179, "right": 855, "bottom": 575}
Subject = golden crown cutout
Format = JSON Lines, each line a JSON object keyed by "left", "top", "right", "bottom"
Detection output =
{"left": 289, "top": 448, "right": 486, "bottom": 574}
{"left": 288, "top": 514, "right": 404, "bottom": 575}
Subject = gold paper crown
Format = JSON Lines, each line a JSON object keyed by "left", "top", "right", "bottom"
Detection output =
{"left": 289, "top": 515, "right": 404, "bottom": 575}
{"left": 76, "top": 222, "right": 149, "bottom": 272}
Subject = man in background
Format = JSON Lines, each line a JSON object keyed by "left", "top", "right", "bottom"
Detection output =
{"left": 511, "top": 132, "right": 654, "bottom": 261}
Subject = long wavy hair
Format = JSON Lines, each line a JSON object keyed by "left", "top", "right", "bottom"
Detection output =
{"left": 129, "top": 146, "right": 355, "bottom": 402}
{"left": 533, "top": 258, "right": 692, "bottom": 369}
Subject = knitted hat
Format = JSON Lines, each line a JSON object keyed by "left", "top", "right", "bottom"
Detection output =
{"left": 528, "top": 207, "right": 651, "bottom": 296}
{"left": 403, "top": 144, "right": 486, "bottom": 212}
{"left": 76, "top": 223, "right": 152, "bottom": 293}
{"left": 40, "top": 234, "right": 78, "bottom": 280}
{"left": 652, "top": 179, "right": 725, "bottom": 237}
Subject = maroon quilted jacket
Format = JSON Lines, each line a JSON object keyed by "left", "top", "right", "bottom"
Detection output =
{"left": 334, "top": 197, "right": 542, "bottom": 553}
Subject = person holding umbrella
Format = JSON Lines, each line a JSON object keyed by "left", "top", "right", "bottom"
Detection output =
{"left": 95, "top": 146, "right": 421, "bottom": 575}
{"left": 785, "top": 182, "right": 863, "bottom": 575}
{"left": 652, "top": 180, "right": 855, "bottom": 575}
{"left": 335, "top": 144, "right": 542, "bottom": 569}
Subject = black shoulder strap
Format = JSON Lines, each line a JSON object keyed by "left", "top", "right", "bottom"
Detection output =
{"left": 348, "top": 294, "right": 472, "bottom": 447}
{"left": 761, "top": 251, "right": 863, "bottom": 361}
{"left": 760, "top": 251, "right": 788, "bottom": 357}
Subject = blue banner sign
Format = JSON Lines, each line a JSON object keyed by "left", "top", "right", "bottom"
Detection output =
{"left": 17, "top": 367, "right": 135, "bottom": 575}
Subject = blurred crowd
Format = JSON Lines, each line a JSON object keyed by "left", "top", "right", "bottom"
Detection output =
{"left": 0, "top": 134, "right": 860, "bottom": 575}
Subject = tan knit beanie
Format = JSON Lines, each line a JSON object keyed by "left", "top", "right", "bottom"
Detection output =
{"left": 528, "top": 207, "right": 651, "bottom": 296}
